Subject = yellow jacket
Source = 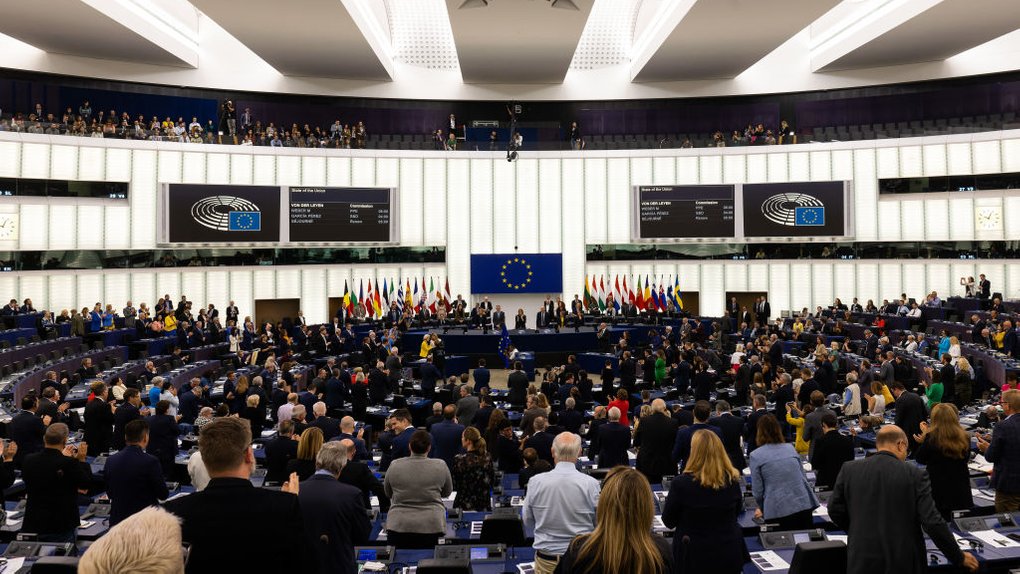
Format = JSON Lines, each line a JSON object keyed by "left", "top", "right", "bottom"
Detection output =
{"left": 419, "top": 339, "right": 434, "bottom": 358}
{"left": 786, "top": 412, "right": 809, "bottom": 455}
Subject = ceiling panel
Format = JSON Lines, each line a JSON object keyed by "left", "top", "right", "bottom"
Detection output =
{"left": 445, "top": 0, "right": 595, "bottom": 83}
{"left": 632, "top": 0, "right": 840, "bottom": 82}
{"left": 815, "top": 0, "right": 1020, "bottom": 71}
{"left": 190, "top": 0, "right": 392, "bottom": 79}
{"left": 0, "top": 0, "right": 194, "bottom": 67}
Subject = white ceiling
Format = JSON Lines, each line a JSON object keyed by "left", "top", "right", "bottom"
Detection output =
{"left": 0, "top": 0, "right": 1019, "bottom": 99}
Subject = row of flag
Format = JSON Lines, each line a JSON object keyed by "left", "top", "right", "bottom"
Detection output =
{"left": 583, "top": 274, "right": 684, "bottom": 313}
{"left": 341, "top": 277, "right": 454, "bottom": 318}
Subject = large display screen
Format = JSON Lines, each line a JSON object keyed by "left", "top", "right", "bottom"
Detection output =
{"left": 636, "top": 185, "right": 735, "bottom": 239}
{"left": 165, "top": 184, "right": 281, "bottom": 243}
{"left": 289, "top": 187, "right": 392, "bottom": 242}
{"left": 742, "top": 181, "right": 847, "bottom": 237}
{"left": 0, "top": 177, "right": 128, "bottom": 199}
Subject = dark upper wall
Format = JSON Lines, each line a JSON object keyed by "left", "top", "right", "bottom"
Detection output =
{"left": 2, "top": 67, "right": 1020, "bottom": 136}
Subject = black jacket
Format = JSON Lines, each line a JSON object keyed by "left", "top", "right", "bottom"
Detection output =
{"left": 809, "top": 430, "right": 854, "bottom": 490}
{"left": 311, "top": 416, "right": 341, "bottom": 441}
{"left": 164, "top": 477, "right": 316, "bottom": 574}
{"left": 708, "top": 413, "right": 747, "bottom": 470}
{"left": 596, "top": 422, "right": 630, "bottom": 468}
{"left": 22, "top": 449, "right": 93, "bottom": 535}
{"left": 893, "top": 391, "right": 927, "bottom": 452}
{"left": 84, "top": 397, "right": 115, "bottom": 456}
{"left": 633, "top": 412, "right": 678, "bottom": 483}
{"left": 112, "top": 403, "right": 143, "bottom": 451}
{"left": 338, "top": 459, "right": 390, "bottom": 512}
{"left": 915, "top": 438, "right": 973, "bottom": 519}
{"left": 146, "top": 414, "right": 180, "bottom": 471}
{"left": 507, "top": 370, "right": 530, "bottom": 405}
{"left": 556, "top": 533, "right": 674, "bottom": 574}
{"left": 105, "top": 445, "right": 169, "bottom": 525}
{"left": 8, "top": 411, "right": 45, "bottom": 467}
{"left": 661, "top": 474, "right": 748, "bottom": 574}
{"left": 298, "top": 474, "right": 372, "bottom": 574}
{"left": 263, "top": 435, "right": 298, "bottom": 484}
{"left": 829, "top": 452, "right": 965, "bottom": 574}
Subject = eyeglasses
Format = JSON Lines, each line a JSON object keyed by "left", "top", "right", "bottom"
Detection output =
{"left": 181, "top": 543, "right": 191, "bottom": 567}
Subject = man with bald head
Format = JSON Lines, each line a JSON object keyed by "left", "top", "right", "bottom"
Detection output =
{"left": 429, "top": 405, "right": 464, "bottom": 468}
{"left": 830, "top": 425, "right": 977, "bottom": 574}
{"left": 335, "top": 416, "right": 369, "bottom": 461}
{"left": 634, "top": 398, "right": 679, "bottom": 483}
{"left": 337, "top": 438, "right": 389, "bottom": 512}
{"left": 595, "top": 407, "right": 630, "bottom": 468}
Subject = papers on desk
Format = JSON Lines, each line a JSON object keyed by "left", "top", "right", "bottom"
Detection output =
{"left": 812, "top": 505, "right": 829, "bottom": 519}
{"left": 370, "top": 496, "right": 380, "bottom": 508}
{"left": 969, "top": 454, "right": 993, "bottom": 473}
{"left": 509, "top": 496, "right": 525, "bottom": 507}
{"left": 0, "top": 558, "right": 24, "bottom": 572}
{"left": 470, "top": 521, "right": 483, "bottom": 536}
{"left": 828, "top": 534, "right": 848, "bottom": 545}
{"left": 78, "top": 520, "right": 95, "bottom": 529}
{"left": 4, "top": 516, "right": 21, "bottom": 527}
{"left": 972, "top": 488, "right": 996, "bottom": 502}
{"left": 164, "top": 491, "right": 191, "bottom": 502}
{"left": 260, "top": 430, "right": 275, "bottom": 438}
{"left": 749, "top": 550, "right": 790, "bottom": 571}
{"left": 952, "top": 532, "right": 973, "bottom": 550}
{"left": 652, "top": 515, "right": 672, "bottom": 533}
{"left": 517, "top": 563, "right": 536, "bottom": 574}
{"left": 969, "top": 530, "right": 1020, "bottom": 549}
{"left": 361, "top": 561, "right": 388, "bottom": 572}
{"left": 443, "top": 491, "right": 457, "bottom": 502}
{"left": 578, "top": 456, "right": 589, "bottom": 462}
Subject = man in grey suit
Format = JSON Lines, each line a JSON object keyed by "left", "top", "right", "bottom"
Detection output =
{"left": 829, "top": 425, "right": 977, "bottom": 574}
{"left": 455, "top": 385, "right": 480, "bottom": 427}
{"left": 298, "top": 442, "right": 371, "bottom": 574}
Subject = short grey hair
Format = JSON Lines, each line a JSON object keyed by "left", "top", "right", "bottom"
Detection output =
{"left": 651, "top": 398, "right": 667, "bottom": 413}
{"left": 151, "top": 376, "right": 165, "bottom": 388}
{"left": 315, "top": 441, "right": 348, "bottom": 475}
{"left": 291, "top": 404, "right": 306, "bottom": 420}
{"left": 551, "top": 432, "right": 582, "bottom": 462}
{"left": 565, "top": 397, "right": 575, "bottom": 409}
{"left": 608, "top": 406, "right": 621, "bottom": 421}
{"left": 313, "top": 401, "right": 326, "bottom": 416}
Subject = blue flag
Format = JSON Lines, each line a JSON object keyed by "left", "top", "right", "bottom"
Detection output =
{"left": 498, "top": 323, "right": 512, "bottom": 368}
{"left": 470, "top": 253, "right": 563, "bottom": 294}
{"left": 228, "top": 211, "right": 261, "bottom": 231}
{"left": 794, "top": 206, "right": 825, "bottom": 226}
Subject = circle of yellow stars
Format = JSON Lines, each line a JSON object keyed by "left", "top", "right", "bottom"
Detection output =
{"left": 233, "top": 212, "right": 257, "bottom": 229}
{"left": 500, "top": 257, "right": 533, "bottom": 290}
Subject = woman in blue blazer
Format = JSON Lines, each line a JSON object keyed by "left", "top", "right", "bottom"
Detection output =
{"left": 749, "top": 414, "right": 818, "bottom": 529}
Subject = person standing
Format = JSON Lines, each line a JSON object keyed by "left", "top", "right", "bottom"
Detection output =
{"left": 298, "top": 441, "right": 371, "bottom": 574}
{"left": 634, "top": 399, "right": 679, "bottom": 484}
{"left": 977, "top": 389, "right": 1020, "bottom": 512}
{"left": 808, "top": 413, "right": 854, "bottom": 490}
{"left": 891, "top": 382, "right": 927, "bottom": 454}
{"left": 829, "top": 425, "right": 978, "bottom": 574}
{"left": 84, "top": 382, "right": 116, "bottom": 456}
{"left": 21, "top": 423, "right": 92, "bottom": 543}
{"left": 914, "top": 403, "right": 973, "bottom": 520}
{"left": 104, "top": 420, "right": 169, "bottom": 526}
{"left": 383, "top": 430, "right": 453, "bottom": 549}
{"left": 523, "top": 432, "right": 600, "bottom": 574}
{"left": 661, "top": 430, "right": 749, "bottom": 574}
{"left": 452, "top": 427, "right": 495, "bottom": 511}
{"left": 749, "top": 415, "right": 818, "bottom": 529}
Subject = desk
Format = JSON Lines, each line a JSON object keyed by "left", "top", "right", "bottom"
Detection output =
{"left": 164, "top": 360, "right": 221, "bottom": 391}
{"left": 9, "top": 346, "right": 128, "bottom": 403}
{"left": 0, "top": 328, "right": 36, "bottom": 347}
{"left": 401, "top": 327, "right": 644, "bottom": 356}
{"left": 578, "top": 353, "right": 617, "bottom": 375}
{"left": 88, "top": 328, "right": 135, "bottom": 348}
{"left": 0, "top": 337, "right": 81, "bottom": 369}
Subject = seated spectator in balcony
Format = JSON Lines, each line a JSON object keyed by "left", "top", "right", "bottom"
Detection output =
{"left": 712, "top": 131, "right": 726, "bottom": 147}
{"left": 778, "top": 120, "right": 796, "bottom": 144}
{"left": 446, "top": 131, "right": 457, "bottom": 151}
{"left": 568, "top": 121, "right": 582, "bottom": 150}
{"left": 433, "top": 129, "right": 445, "bottom": 150}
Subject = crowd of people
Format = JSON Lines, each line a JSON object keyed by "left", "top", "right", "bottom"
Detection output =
{"left": 3, "top": 285, "right": 1018, "bottom": 573}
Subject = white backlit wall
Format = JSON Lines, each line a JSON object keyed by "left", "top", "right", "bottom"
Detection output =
{"left": 2, "top": 130, "right": 1020, "bottom": 320}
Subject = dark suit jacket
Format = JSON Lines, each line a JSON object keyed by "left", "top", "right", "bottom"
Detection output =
{"left": 8, "top": 411, "right": 45, "bottom": 467}
{"left": 809, "top": 430, "right": 854, "bottom": 490}
{"left": 112, "top": 403, "right": 142, "bottom": 451}
{"left": 84, "top": 397, "right": 115, "bottom": 456}
{"left": 311, "top": 416, "right": 341, "bottom": 441}
{"left": 743, "top": 408, "right": 769, "bottom": 454}
{"left": 708, "top": 413, "right": 747, "bottom": 470}
{"left": 420, "top": 363, "right": 442, "bottom": 398}
{"left": 299, "top": 474, "right": 371, "bottom": 574}
{"left": 334, "top": 432, "right": 369, "bottom": 461}
{"left": 634, "top": 412, "right": 679, "bottom": 482}
{"left": 673, "top": 423, "right": 722, "bottom": 471}
{"left": 893, "top": 391, "right": 927, "bottom": 452}
{"left": 524, "top": 431, "right": 555, "bottom": 463}
{"left": 146, "top": 414, "right": 180, "bottom": 469}
{"left": 22, "top": 449, "right": 93, "bottom": 534}
{"left": 559, "top": 409, "right": 584, "bottom": 435}
{"left": 338, "top": 459, "right": 390, "bottom": 512}
{"left": 986, "top": 413, "right": 1020, "bottom": 494}
{"left": 507, "top": 370, "right": 529, "bottom": 405}
{"left": 473, "top": 367, "right": 491, "bottom": 389}
{"left": 430, "top": 421, "right": 465, "bottom": 467}
{"left": 264, "top": 436, "right": 298, "bottom": 483}
{"left": 164, "top": 477, "right": 315, "bottom": 574}
{"left": 596, "top": 422, "right": 631, "bottom": 468}
{"left": 35, "top": 399, "right": 63, "bottom": 426}
{"left": 829, "top": 452, "right": 965, "bottom": 574}
{"left": 105, "top": 445, "right": 169, "bottom": 525}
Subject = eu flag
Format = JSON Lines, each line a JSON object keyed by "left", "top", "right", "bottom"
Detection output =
{"left": 228, "top": 211, "right": 261, "bottom": 231}
{"left": 794, "top": 206, "right": 825, "bottom": 226}
{"left": 470, "top": 253, "right": 562, "bottom": 294}
{"left": 498, "top": 324, "right": 512, "bottom": 368}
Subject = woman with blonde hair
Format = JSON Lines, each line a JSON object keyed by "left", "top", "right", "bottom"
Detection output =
{"left": 452, "top": 426, "right": 495, "bottom": 511}
{"left": 662, "top": 430, "right": 749, "bottom": 573}
{"left": 556, "top": 467, "right": 673, "bottom": 574}
{"left": 914, "top": 403, "right": 973, "bottom": 519}
{"left": 954, "top": 357, "right": 974, "bottom": 408}
{"left": 285, "top": 426, "right": 323, "bottom": 481}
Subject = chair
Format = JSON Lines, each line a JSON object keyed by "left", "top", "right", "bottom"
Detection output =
{"left": 788, "top": 540, "right": 847, "bottom": 574}
{"left": 15, "top": 337, "right": 26, "bottom": 346}
{"left": 23, "top": 557, "right": 78, "bottom": 573}
{"left": 415, "top": 559, "right": 471, "bottom": 574}
{"left": 479, "top": 514, "right": 527, "bottom": 547}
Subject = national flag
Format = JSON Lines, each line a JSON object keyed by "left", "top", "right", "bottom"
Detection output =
{"left": 658, "top": 285, "right": 667, "bottom": 312}
{"left": 673, "top": 275, "right": 684, "bottom": 310}
{"left": 357, "top": 279, "right": 364, "bottom": 315}
{"left": 597, "top": 275, "right": 606, "bottom": 312}
{"left": 405, "top": 279, "right": 414, "bottom": 308}
{"left": 498, "top": 323, "right": 512, "bottom": 368}
{"left": 623, "top": 276, "right": 633, "bottom": 306}
{"left": 444, "top": 278, "right": 452, "bottom": 311}
{"left": 650, "top": 282, "right": 660, "bottom": 311}
{"left": 644, "top": 276, "right": 651, "bottom": 308}
{"left": 364, "top": 280, "right": 374, "bottom": 316}
{"left": 342, "top": 280, "right": 351, "bottom": 314}
{"left": 583, "top": 275, "right": 592, "bottom": 309}
{"left": 429, "top": 277, "right": 437, "bottom": 313}
{"left": 635, "top": 276, "right": 645, "bottom": 310}
{"left": 381, "top": 278, "right": 389, "bottom": 307}
{"left": 613, "top": 276, "right": 622, "bottom": 311}
{"left": 372, "top": 284, "right": 382, "bottom": 317}
{"left": 395, "top": 280, "right": 403, "bottom": 311}
{"left": 413, "top": 280, "right": 420, "bottom": 311}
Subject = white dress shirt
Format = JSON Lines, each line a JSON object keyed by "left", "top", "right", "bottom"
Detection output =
{"left": 522, "top": 461, "right": 600, "bottom": 554}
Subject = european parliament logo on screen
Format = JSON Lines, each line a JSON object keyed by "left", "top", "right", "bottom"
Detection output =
{"left": 191, "top": 195, "right": 262, "bottom": 232}
{"left": 761, "top": 192, "right": 825, "bottom": 227}
{"left": 794, "top": 206, "right": 824, "bottom": 226}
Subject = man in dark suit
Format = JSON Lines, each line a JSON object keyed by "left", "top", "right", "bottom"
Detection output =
{"left": 767, "top": 334, "right": 783, "bottom": 369}
{"left": 978, "top": 389, "right": 1020, "bottom": 511}
{"left": 673, "top": 401, "right": 722, "bottom": 471}
{"left": 979, "top": 274, "right": 991, "bottom": 299}
{"left": 708, "top": 401, "right": 746, "bottom": 471}
{"left": 10, "top": 395, "right": 47, "bottom": 468}
{"left": 112, "top": 389, "right": 148, "bottom": 451}
{"left": 310, "top": 402, "right": 341, "bottom": 441}
{"left": 36, "top": 387, "right": 69, "bottom": 426}
{"left": 264, "top": 419, "right": 299, "bottom": 484}
{"left": 429, "top": 406, "right": 464, "bottom": 468}
{"left": 523, "top": 417, "right": 556, "bottom": 463}
{"left": 810, "top": 413, "right": 855, "bottom": 490}
{"left": 491, "top": 305, "right": 506, "bottom": 329}
{"left": 105, "top": 419, "right": 169, "bottom": 526}
{"left": 829, "top": 425, "right": 977, "bottom": 574}
{"left": 536, "top": 307, "right": 550, "bottom": 329}
{"left": 891, "top": 382, "right": 927, "bottom": 454}
{"left": 164, "top": 417, "right": 315, "bottom": 573}
{"left": 634, "top": 399, "right": 679, "bottom": 483}
{"left": 147, "top": 400, "right": 180, "bottom": 478}
{"left": 337, "top": 438, "right": 390, "bottom": 512}
{"left": 473, "top": 359, "right": 491, "bottom": 391}
{"left": 755, "top": 297, "right": 771, "bottom": 327}
{"left": 743, "top": 394, "right": 769, "bottom": 455}
{"left": 298, "top": 441, "right": 371, "bottom": 574}
{"left": 507, "top": 362, "right": 529, "bottom": 406}
{"left": 971, "top": 314, "right": 987, "bottom": 344}
{"left": 84, "top": 382, "right": 116, "bottom": 456}
{"left": 1004, "top": 320, "right": 1018, "bottom": 359}
{"left": 179, "top": 382, "right": 205, "bottom": 425}
{"left": 596, "top": 406, "right": 631, "bottom": 468}
{"left": 336, "top": 417, "right": 370, "bottom": 461}
{"left": 21, "top": 423, "right": 92, "bottom": 542}
{"left": 419, "top": 355, "right": 442, "bottom": 400}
